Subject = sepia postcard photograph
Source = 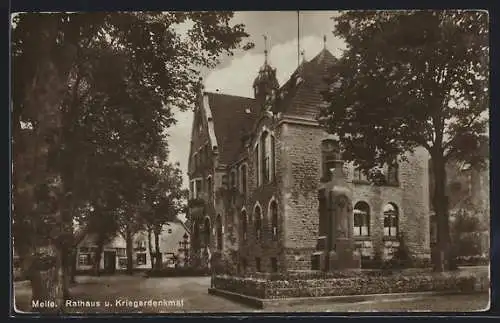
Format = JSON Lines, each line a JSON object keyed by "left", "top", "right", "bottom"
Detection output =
{"left": 10, "top": 10, "right": 490, "bottom": 315}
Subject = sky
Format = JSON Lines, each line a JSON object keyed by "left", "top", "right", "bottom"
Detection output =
{"left": 167, "top": 11, "right": 346, "bottom": 193}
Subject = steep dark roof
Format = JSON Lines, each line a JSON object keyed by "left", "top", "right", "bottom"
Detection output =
{"left": 207, "top": 92, "right": 259, "bottom": 165}
{"left": 278, "top": 49, "right": 337, "bottom": 120}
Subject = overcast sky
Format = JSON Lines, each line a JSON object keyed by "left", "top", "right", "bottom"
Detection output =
{"left": 168, "top": 11, "right": 346, "bottom": 192}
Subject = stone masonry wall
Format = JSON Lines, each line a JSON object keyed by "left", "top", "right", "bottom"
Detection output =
{"left": 399, "top": 147, "right": 431, "bottom": 259}
{"left": 281, "top": 122, "right": 325, "bottom": 270}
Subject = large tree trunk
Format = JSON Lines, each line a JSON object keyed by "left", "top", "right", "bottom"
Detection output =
{"left": 28, "top": 246, "right": 65, "bottom": 313}
{"left": 11, "top": 18, "right": 78, "bottom": 312}
{"left": 431, "top": 154, "right": 453, "bottom": 272}
{"left": 61, "top": 246, "right": 71, "bottom": 298}
{"left": 93, "top": 239, "right": 104, "bottom": 276}
{"left": 154, "top": 229, "right": 162, "bottom": 270}
{"left": 147, "top": 227, "right": 155, "bottom": 270}
{"left": 69, "top": 249, "right": 77, "bottom": 284}
{"left": 125, "top": 228, "right": 134, "bottom": 275}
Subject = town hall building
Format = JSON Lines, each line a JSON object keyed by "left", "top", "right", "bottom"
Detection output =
{"left": 187, "top": 45, "right": 431, "bottom": 273}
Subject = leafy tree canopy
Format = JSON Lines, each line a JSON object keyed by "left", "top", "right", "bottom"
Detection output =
{"left": 319, "top": 10, "right": 489, "bottom": 170}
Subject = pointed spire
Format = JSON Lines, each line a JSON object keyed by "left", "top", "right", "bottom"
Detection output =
{"left": 263, "top": 34, "right": 268, "bottom": 64}
{"left": 323, "top": 35, "right": 327, "bottom": 50}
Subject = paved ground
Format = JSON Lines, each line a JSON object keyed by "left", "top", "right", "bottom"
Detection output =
{"left": 13, "top": 272, "right": 489, "bottom": 313}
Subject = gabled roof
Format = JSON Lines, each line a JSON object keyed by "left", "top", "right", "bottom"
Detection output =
{"left": 278, "top": 49, "right": 337, "bottom": 120}
{"left": 160, "top": 222, "right": 190, "bottom": 254}
{"left": 206, "top": 92, "right": 259, "bottom": 165}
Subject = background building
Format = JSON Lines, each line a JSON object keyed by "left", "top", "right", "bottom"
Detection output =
{"left": 187, "top": 47, "right": 431, "bottom": 273}
{"left": 76, "top": 221, "right": 190, "bottom": 273}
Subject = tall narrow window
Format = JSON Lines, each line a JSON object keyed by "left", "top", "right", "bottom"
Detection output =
{"left": 241, "top": 210, "right": 248, "bottom": 242}
{"left": 261, "top": 132, "right": 269, "bottom": 184}
{"left": 189, "top": 181, "right": 194, "bottom": 199}
{"left": 255, "top": 144, "right": 260, "bottom": 186}
{"left": 271, "top": 135, "right": 276, "bottom": 181}
{"left": 383, "top": 203, "right": 399, "bottom": 237}
{"left": 241, "top": 164, "right": 247, "bottom": 196}
{"left": 230, "top": 170, "right": 236, "bottom": 188}
{"left": 270, "top": 201, "right": 278, "bottom": 241}
{"left": 353, "top": 202, "right": 370, "bottom": 236}
{"left": 204, "top": 217, "right": 211, "bottom": 246}
{"left": 195, "top": 179, "right": 202, "bottom": 199}
{"left": 254, "top": 206, "right": 262, "bottom": 241}
{"left": 207, "top": 176, "right": 212, "bottom": 199}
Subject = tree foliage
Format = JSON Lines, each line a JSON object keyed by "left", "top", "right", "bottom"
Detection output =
{"left": 319, "top": 10, "right": 489, "bottom": 271}
{"left": 11, "top": 11, "right": 252, "bottom": 310}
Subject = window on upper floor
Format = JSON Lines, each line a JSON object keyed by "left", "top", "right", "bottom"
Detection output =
{"left": 193, "top": 152, "right": 198, "bottom": 171}
{"left": 261, "top": 132, "right": 270, "bottom": 184}
{"left": 240, "top": 164, "right": 247, "bottom": 196}
{"left": 271, "top": 135, "right": 276, "bottom": 181}
{"left": 207, "top": 176, "right": 213, "bottom": 199}
{"left": 353, "top": 167, "right": 368, "bottom": 182}
{"left": 230, "top": 170, "right": 236, "bottom": 188}
{"left": 195, "top": 179, "right": 202, "bottom": 199}
{"left": 255, "top": 144, "right": 260, "bottom": 186}
{"left": 256, "top": 131, "right": 275, "bottom": 187}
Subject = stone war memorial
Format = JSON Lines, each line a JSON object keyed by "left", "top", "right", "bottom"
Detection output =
{"left": 314, "top": 137, "right": 361, "bottom": 272}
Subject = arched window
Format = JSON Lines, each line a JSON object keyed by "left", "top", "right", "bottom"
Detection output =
{"left": 383, "top": 203, "right": 399, "bottom": 237}
{"left": 204, "top": 217, "right": 211, "bottom": 246}
{"left": 353, "top": 202, "right": 370, "bottom": 236}
{"left": 241, "top": 210, "right": 248, "bottom": 241}
{"left": 270, "top": 201, "right": 279, "bottom": 240}
{"left": 216, "top": 214, "right": 223, "bottom": 250}
{"left": 254, "top": 206, "right": 262, "bottom": 241}
{"left": 261, "top": 132, "right": 270, "bottom": 184}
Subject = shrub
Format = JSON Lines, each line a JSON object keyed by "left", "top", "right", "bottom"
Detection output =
{"left": 214, "top": 270, "right": 489, "bottom": 299}
{"left": 146, "top": 267, "right": 209, "bottom": 277}
{"left": 387, "top": 232, "right": 413, "bottom": 269}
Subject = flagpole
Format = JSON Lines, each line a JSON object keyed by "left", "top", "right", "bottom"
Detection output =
{"left": 297, "top": 10, "right": 300, "bottom": 67}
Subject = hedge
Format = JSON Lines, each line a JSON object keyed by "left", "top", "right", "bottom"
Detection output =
{"left": 146, "top": 267, "right": 210, "bottom": 277}
{"left": 213, "top": 270, "right": 489, "bottom": 299}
